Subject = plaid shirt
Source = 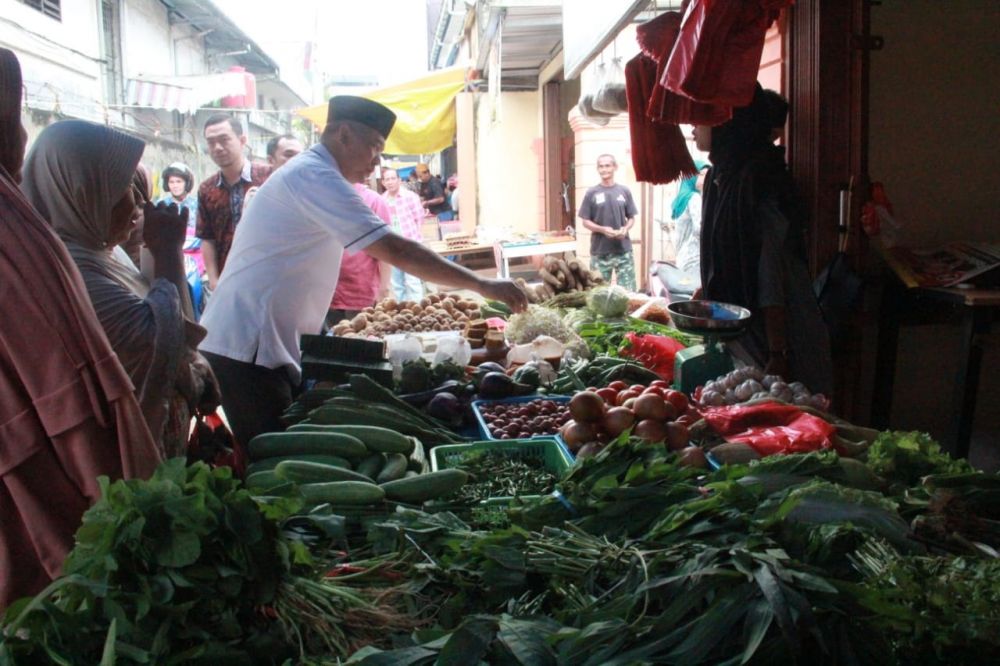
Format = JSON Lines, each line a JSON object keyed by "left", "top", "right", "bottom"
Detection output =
{"left": 380, "top": 188, "right": 425, "bottom": 241}
{"left": 195, "top": 160, "right": 271, "bottom": 271}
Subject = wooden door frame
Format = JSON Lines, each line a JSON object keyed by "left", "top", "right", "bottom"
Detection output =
{"left": 787, "top": 0, "right": 870, "bottom": 274}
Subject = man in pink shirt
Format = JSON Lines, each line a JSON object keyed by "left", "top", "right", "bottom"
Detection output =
{"left": 327, "top": 183, "right": 392, "bottom": 328}
{"left": 380, "top": 167, "right": 426, "bottom": 301}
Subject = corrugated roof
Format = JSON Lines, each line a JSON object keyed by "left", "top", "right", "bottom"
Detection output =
{"left": 158, "top": 0, "right": 279, "bottom": 75}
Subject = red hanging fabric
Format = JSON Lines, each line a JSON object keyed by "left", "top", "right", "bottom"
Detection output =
{"left": 625, "top": 53, "right": 697, "bottom": 184}
{"left": 663, "top": 0, "right": 791, "bottom": 107}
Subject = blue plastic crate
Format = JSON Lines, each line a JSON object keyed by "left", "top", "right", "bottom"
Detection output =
{"left": 470, "top": 395, "right": 574, "bottom": 459}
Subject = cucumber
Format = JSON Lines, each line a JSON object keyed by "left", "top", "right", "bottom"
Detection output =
{"left": 245, "top": 470, "right": 285, "bottom": 491}
{"left": 247, "top": 432, "right": 367, "bottom": 462}
{"left": 246, "top": 454, "right": 352, "bottom": 476}
{"left": 299, "top": 481, "right": 385, "bottom": 506}
{"left": 287, "top": 424, "right": 414, "bottom": 455}
{"left": 380, "top": 469, "right": 469, "bottom": 504}
{"left": 376, "top": 453, "right": 409, "bottom": 483}
{"left": 275, "top": 460, "right": 373, "bottom": 485}
{"left": 355, "top": 452, "right": 387, "bottom": 480}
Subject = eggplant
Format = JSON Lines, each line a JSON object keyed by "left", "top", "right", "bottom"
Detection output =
{"left": 476, "top": 361, "right": 507, "bottom": 375}
{"left": 426, "top": 392, "right": 465, "bottom": 422}
{"left": 477, "top": 372, "right": 535, "bottom": 400}
{"left": 397, "top": 380, "right": 465, "bottom": 407}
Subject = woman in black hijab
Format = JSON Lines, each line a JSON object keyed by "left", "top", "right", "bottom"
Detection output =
{"left": 693, "top": 86, "right": 832, "bottom": 395}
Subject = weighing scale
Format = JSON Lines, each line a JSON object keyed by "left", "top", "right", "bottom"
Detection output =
{"left": 667, "top": 300, "right": 752, "bottom": 395}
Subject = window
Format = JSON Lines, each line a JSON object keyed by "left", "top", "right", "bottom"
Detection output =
{"left": 18, "top": 0, "right": 62, "bottom": 21}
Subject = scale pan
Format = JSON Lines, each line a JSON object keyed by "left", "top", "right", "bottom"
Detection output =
{"left": 667, "top": 300, "right": 751, "bottom": 336}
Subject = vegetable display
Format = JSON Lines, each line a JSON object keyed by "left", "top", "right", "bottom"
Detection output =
{"left": 449, "top": 450, "right": 559, "bottom": 503}
{"left": 559, "top": 383, "right": 695, "bottom": 457}
{"left": 476, "top": 398, "right": 571, "bottom": 439}
{"left": 514, "top": 251, "right": 605, "bottom": 304}
{"left": 331, "top": 293, "right": 482, "bottom": 338}
{"left": 697, "top": 366, "right": 830, "bottom": 409}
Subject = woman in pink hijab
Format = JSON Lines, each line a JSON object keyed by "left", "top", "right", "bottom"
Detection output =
{"left": 0, "top": 47, "right": 161, "bottom": 610}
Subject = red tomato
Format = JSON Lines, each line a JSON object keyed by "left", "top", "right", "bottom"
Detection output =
{"left": 607, "top": 381, "right": 628, "bottom": 392}
{"left": 664, "top": 390, "right": 689, "bottom": 413}
{"left": 642, "top": 386, "right": 666, "bottom": 397}
{"left": 650, "top": 380, "right": 671, "bottom": 389}
{"left": 586, "top": 386, "right": 598, "bottom": 393}
{"left": 675, "top": 414, "right": 695, "bottom": 427}
{"left": 596, "top": 388, "right": 618, "bottom": 404}
{"left": 629, "top": 384, "right": 646, "bottom": 393}
{"left": 616, "top": 390, "right": 640, "bottom": 406}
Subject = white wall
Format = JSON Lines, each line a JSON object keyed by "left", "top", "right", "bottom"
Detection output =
{"left": 0, "top": 0, "right": 103, "bottom": 121}
{"left": 474, "top": 90, "right": 543, "bottom": 238}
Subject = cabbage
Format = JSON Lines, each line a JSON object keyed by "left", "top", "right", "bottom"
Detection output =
{"left": 586, "top": 285, "right": 630, "bottom": 318}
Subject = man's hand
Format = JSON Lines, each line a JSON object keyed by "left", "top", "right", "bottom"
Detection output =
{"left": 142, "top": 202, "right": 188, "bottom": 256}
{"left": 477, "top": 278, "right": 528, "bottom": 313}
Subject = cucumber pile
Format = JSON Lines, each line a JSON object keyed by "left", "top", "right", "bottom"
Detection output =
{"left": 244, "top": 425, "right": 468, "bottom": 508}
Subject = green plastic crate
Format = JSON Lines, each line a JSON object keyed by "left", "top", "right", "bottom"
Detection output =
{"left": 429, "top": 437, "right": 573, "bottom": 511}
{"left": 430, "top": 437, "right": 573, "bottom": 474}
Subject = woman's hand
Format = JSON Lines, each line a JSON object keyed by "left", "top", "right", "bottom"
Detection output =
{"left": 142, "top": 202, "right": 188, "bottom": 257}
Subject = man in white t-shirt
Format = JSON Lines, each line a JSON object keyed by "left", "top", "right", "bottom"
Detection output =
{"left": 199, "top": 96, "right": 526, "bottom": 449}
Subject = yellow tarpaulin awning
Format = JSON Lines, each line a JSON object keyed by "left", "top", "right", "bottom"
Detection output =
{"left": 297, "top": 67, "right": 467, "bottom": 156}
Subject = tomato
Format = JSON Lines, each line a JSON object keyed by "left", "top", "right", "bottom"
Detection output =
{"left": 586, "top": 386, "right": 598, "bottom": 393}
{"left": 650, "top": 380, "right": 671, "bottom": 389}
{"left": 642, "top": 386, "right": 665, "bottom": 397}
{"left": 607, "top": 380, "right": 628, "bottom": 392}
{"left": 664, "top": 390, "right": 689, "bottom": 413}
{"left": 675, "top": 414, "right": 695, "bottom": 427}
{"left": 616, "top": 390, "right": 640, "bottom": 406}
{"left": 596, "top": 387, "right": 618, "bottom": 404}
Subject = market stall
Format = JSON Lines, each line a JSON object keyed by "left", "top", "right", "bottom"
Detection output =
{"left": 5, "top": 263, "right": 999, "bottom": 663}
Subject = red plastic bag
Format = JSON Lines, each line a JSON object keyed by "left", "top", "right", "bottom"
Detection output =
{"left": 701, "top": 401, "right": 837, "bottom": 456}
{"left": 619, "top": 332, "right": 687, "bottom": 382}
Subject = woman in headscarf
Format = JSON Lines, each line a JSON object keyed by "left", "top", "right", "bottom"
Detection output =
{"left": 692, "top": 85, "right": 832, "bottom": 395}
{"left": 21, "top": 119, "right": 219, "bottom": 457}
{"left": 669, "top": 160, "right": 709, "bottom": 280}
{"left": 0, "top": 48, "right": 161, "bottom": 610}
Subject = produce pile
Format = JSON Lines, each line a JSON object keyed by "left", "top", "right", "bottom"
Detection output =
{"left": 559, "top": 383, "right": 695, "bottom": 458}
{"left": 697, "top": 365, "right": 830, "bottom": 409}
{"left": 514, "top": 251, "right": 605, "bottom": 304}
{"left": 330, "top": 293, "right": 482, "bottom": 338}
{"left": 476, "top": 398, "right": 571, "bottom": 439}
{"left": 447, "top": 450, "right": 559, "bottom": 503}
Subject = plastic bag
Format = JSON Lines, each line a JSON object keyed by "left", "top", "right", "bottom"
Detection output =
{"left": 618, "top": 331, "right": 686, "bottom": 381}
{"left": 631, "top": 297, "right": 672, "bottom": 325}
{"left": 701, "top": 401, "right": 837, "bottom": 456}
{"left": 433, "top": 333, "right": 472, "bottom": 367}
{"left": 578, "top": 65, "right": 616, "bottom": 126}
{"left": 593, "top": 58, "right": 628, "bottom": 114}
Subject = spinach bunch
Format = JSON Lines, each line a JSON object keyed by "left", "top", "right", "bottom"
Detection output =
{"left": 1, "top": 459, "right": 294, "bottom": 665}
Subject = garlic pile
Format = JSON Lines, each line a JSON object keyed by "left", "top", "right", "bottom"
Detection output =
{"left": 698, "top": 367, "right": 829, "bottom": 411}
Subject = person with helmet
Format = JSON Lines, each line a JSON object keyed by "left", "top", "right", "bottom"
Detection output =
{"left": 157, "top": 162, "right": 206, "bottom": 317}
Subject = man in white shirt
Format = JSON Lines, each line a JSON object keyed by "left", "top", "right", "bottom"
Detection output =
{"left": 200, "top": 96, "right": 526, "bottom": 449}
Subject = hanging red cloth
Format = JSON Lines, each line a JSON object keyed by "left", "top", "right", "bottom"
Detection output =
{"left": 636, "top": 10, "right": 732, "bottom": 126}
{"left": 625, "top": 53, "right": 697, "bottom": 184}
{"left": 663, "top": 0, "right": 791, "bottom": 107}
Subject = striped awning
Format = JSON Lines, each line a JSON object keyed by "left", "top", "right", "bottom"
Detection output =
{"left": 125, "top": 72, "right": 248, "bottom": 114}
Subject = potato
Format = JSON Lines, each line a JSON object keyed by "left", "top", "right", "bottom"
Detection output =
{"left": 350, "top": 313, "right": 368, "bottom": 332}
{"left": 332, "top": 323, "right": 352, "bottom": 336}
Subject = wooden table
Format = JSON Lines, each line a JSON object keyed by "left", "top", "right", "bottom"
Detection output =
{"left": 495, "top": 236, "right": 577, "bottom": 278}
{"left": 871, "top": 277, "right": 1000, "bottom": 458}
{"left": 428, "top": 238, "right": 495, "bottom": 259}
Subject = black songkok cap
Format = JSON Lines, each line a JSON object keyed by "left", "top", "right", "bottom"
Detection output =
{"left": 326, "top": 95, "right": 396, "bottom": 140}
